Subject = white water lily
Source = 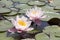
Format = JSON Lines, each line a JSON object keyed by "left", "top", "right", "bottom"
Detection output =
{"left": 26, "top": 6, "right": 47, "bottom": 20}
{"left": 10, "top": 15, "right": 34, "bottom": 31}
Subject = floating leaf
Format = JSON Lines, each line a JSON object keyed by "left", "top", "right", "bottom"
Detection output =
{"left": 0, "top": 8, "right": 11, "bottom": 14}
{"left": 53, "top": 0, "right": 60, "bottom": 6}
{"left": 0, "top": 32, "right": 14, "bottom": 40}
{"left": 54, "top": 32, "right": 60, "bottom": 37}
{"left": 21, "top": 38, "right": 35, "bottom": 40}
{"left": 27, "top": 29, "right": 40, "bottom": 34}
{"left": 35, "top": 33, "right": 49, "bottom": 40}
{"left": 4, "top": 11, "right": 17, "bottom": 16}
{"left": 18, "top": 9, "right": 27, "bottom": 14}
{"left": 9, "top": 7, "right": 19, "bottom": 12}
{"left": 1, "top": 0, "right": 13, "bottom": 7}
{"left": 0, "top": 1, "right": 6, "bottom": 7}
{"left": 41, "top": 5, "right": 56, "bottom": 12}
{"left": 28, "top": 1, "right": 45, "bottom": 6}
{"left": 0, "top": 20, "right": 13, "bottom": 31}
{"left": 54, "top": 6, "right": 60, "bottom": 10}
{"left": 41, "top": 12, "right": 60, "bottom": 21}
{"left": 15, "top": 4, "right": 32, "bottom": 9}
{"left": 12, "top": 0, "right": 29, "bottom": 3}
{"left": 43, "top": 25, "right": 60, "bottom": 34}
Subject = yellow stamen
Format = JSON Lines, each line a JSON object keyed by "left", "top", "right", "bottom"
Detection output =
{"left": 18, "top": 20, "right": 27, "bottom": 26}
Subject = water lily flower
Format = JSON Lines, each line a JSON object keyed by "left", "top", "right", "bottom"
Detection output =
{"left": 26, "top": 6, "right": 47, "bottom": 20}
{"left": 8, "top": 15, "right": 34, "bottom": 33}
{"left": 26, "top": 6, "right": 47, "bottom": 26}
{"left": 48, "top": 0, "right": 53, "bottom": 3}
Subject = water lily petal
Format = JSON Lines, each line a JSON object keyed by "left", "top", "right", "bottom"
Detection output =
{"left": 26, "top": 6, "right": 45, "bottom": 20}
{"left": 25, "top": 27, "right": 34, "bottom": 31}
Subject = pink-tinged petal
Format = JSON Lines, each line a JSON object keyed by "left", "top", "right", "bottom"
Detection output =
{"left": 16, "top": 15, "right": 20, "bottom": 21}
{"left": 33, "top": 18, "right": 41, "bottom": 26}
{"left": 17, "top": 30, "right": 22, "bottom": 33}
{"left": 41, "top": 15, "right": 47, "bottom": 19}
{"left": 25, "top": 27, "right": 34, "bottom": 31}
{"left": 8, "top": 27, "right": 17, "bottom": 33}
{"left": 10, "top": 18, "right": 17, "bottom": 26}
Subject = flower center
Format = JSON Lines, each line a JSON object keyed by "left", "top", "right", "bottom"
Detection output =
{"left": 32, "top": 11, "right": 37, "bottom": 14}
{"left": 18, "top": 20, "right": 27, "bottom": 26}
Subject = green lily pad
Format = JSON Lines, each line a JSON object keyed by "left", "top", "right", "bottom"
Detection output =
{"left": 53, "top": 0, "right": 60, "bottom": 6}
{"left": 9, "top": 7, "right": 19, "bottom": 12}
{"left": 0, "top": 1, "right": 5, "bottom": 7}
{"left": 15, "top": 4, "right": 32, "bottom": 9}
{"left": 12, "top": 0, "right": 29, "bottom": 3}
{"left": 0, "top": 8, "right": 11, "bottom": 14}
{"left": 54, "top": 32, "right": 60, "bottom": 37}
{"left": 41, "top": 5, "right": 57, "bottom": 12}
{"left": 0, "top": 32, "right": 14, "bottom": 40}
{"left": 50, "top": 33, "right": 60, "bottom": 40}
{"left": 18, "top": 9, "right": 27, "bottom": 14}
{"left": 1, "top": 0, "right": 13, "bottom": 7}
{"left": 27, "top": 29, "right": 40, "bottom": 34}
{"left": 0, "top": 20, "right": 13, "bottom": 31}
{"left": 4, "top": 11, "right": 17, "bottom": 16}
{"left": 35, "top": 33, "right": 49, "bottom": 40}
{"left": 43, "top": 25, "right": 60, "bottom": 34}
{"left": 54, "top": 6, "right": 60, "bottom": 10}
{"left": 28, "top": 1, "right": 45, "bottom": 6}
{"left": 41, "top": 12, "right": 60, "bottom": 21}
{"left": 39, "top": 0, "right": 47, "bottom": 2}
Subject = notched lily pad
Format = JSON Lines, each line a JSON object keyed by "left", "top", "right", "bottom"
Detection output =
{"left": 54, "top": 6, "right": 60, "bottom": 10}
{"left": 0, "top": 8, "right": 11, "bottom": 14}
{"left": 53, "top": 0, "right": 60, "bottom": 6}
{"left": 27, "top": 29, "right": 40, "bottom": 34}
{"left": 18, "top": 9, "right": 27, "bottom": 14}
{"left": 0, "top": 20, "right": 13, "bottom": 31}
{"left": 0, "top": 32, "right": 14, "bottom": 40}
{"left": 41, "top": 12, "right": 60, "bottom": 21}
{"left": 41, "top": 5, "right": 56, "bottom": 12}
{"left": 35, "top": 33, "right": 49, "bottom": 40}
{"left": 4, "top": 11, "right": 17, "bottom": 16}
{"left": 43, "top": 25, "right": 60, "bottom": 33}
{"left": 0, "top": 1, "right": 6, "bottom": 7}
{"left": 15, "top": 4, "right": 32, "bottom": 9}
{"left": 1, "top": 0, "right": 13, "bottom": 7}
{"left": 12, "top": 0, "right": 29, "bottom": 3}
{"left": 28, "top": 1, "right": 45, "bottom": 6}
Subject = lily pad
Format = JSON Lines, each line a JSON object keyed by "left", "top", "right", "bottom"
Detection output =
{"left": 15, "top": 4, "right": 32, "bottom": 9}
{"left": 43, "top": 25, "right": 60, "bottom": 34}
{"left": 27, "top": 29, "right": 40, "bottom": 34}
{"left": 0, "top": 1, "right": 6, "bottom": 7}
{"left": 12, "top": 0, "right": 29, "bottom": 3}
{"left": 54, "top": 6, "right": 60, "bottom": 10}
{"left": 54, "top": 32, "right": 60, "bottom": 37}
{"left": 1, "top": 0, "right": 13, "bottom": 7}
{"left": 0, "top": 32, "right": 14, "bottom": 40}
{"left": 41, "top": 5, "right": 56, "bottom": 12}
{"left": 41, "top": 12, "right": 60, "bottom": 21}
{"left": 0, "top": 8, "right": 11, "bottom": 14}
{"left": 4, "top": 11, "right": 17, "bottom": 16}
{"left": 0, "top": 20, "right": 13, "bottom": 31}
{"left": 9, "top": 7, "right": 19, "bottom": 12}
{"left": 18, "top": 9, "right": 27, "bottom": 14}
{"left": 28, "top": 1, "right": 45, "bottom": 6}
{"left": 35, "top": 33, "right": 49, "bottom": 40}
{"left": 53, "top": 0, "right": 60, "bottom": 6}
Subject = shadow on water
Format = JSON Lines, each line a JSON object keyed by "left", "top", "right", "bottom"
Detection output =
{"left": 31, "top": 20, "right": 49, "bottom": 31}
{"left": 37, "top": 21, "right": 49, "bottom": 30}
